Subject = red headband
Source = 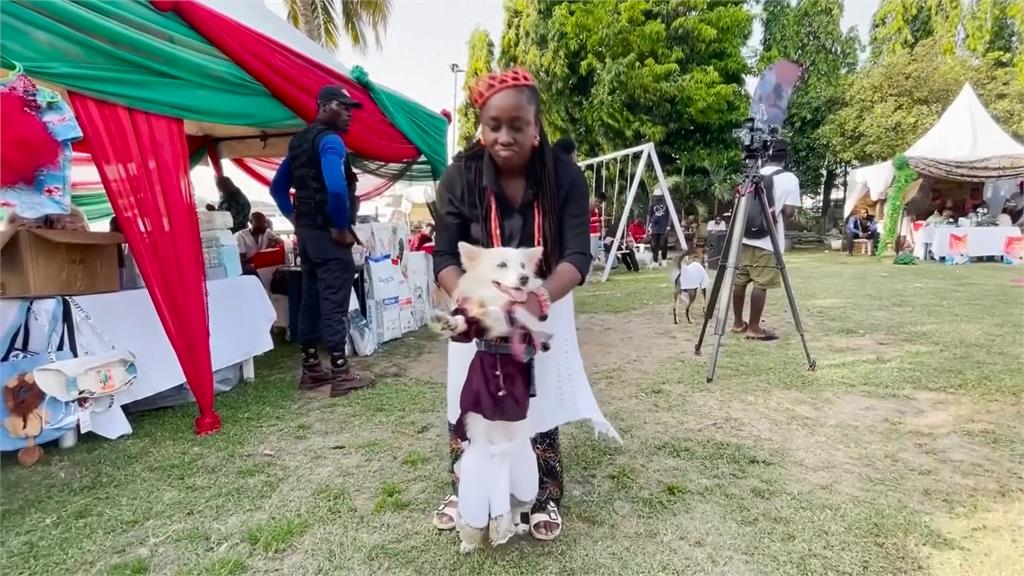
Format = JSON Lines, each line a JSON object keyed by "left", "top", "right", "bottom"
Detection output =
{"left": 469, "top": 68, "right": 536, "bottom": 110}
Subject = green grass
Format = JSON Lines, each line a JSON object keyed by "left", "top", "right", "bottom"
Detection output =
{"left": 244, "top": 515, "right": 310, "bottom": 554}
{"left": 2, "top": 252, "right": 1022, "bottom": 575}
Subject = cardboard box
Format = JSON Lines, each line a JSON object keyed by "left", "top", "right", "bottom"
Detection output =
{"left": 0, "top": 228, "right": 124, "bottom": 297}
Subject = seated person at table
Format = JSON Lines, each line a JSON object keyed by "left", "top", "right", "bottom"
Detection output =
{"left": 707, "top": 215, "right": 727, "bottom": 233}
{"left": 962, "top": 188, "right": 984, "bottom": 215}
{"left": 845, "top": 209, "right": 877, "bottom": 255}
{"left": 206, "top": 176, "right": 252, "bottom": 234}
{"left": 235, "top": 212, "right": 282, "bottom": 272}
{"left": 410, "top": 222, "right": 434, "bottom": 251}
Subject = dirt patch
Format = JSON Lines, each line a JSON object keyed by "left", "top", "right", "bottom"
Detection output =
{"left": 671, "top": 388, "right": 1024, "bottom": 507}
{"left": 577, "top": 304, "right": 707, "bottom": 377}
{"left": 374, "top": 302, "right": 704, "bottom": 386}
{"left": 819, "top": 333, "right": 909, "bottom": 360}
{"left": 353, "top": 333, "right": 448, "bottom": 384}
{"left": 927, "top": 496, "right": 1024, "bottom": 576}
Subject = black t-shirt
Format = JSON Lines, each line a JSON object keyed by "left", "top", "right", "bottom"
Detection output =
{"left": 433, "top": 150, "right": 591, "bottom": 282}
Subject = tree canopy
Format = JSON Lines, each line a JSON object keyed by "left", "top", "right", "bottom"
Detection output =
{"left": 823, "top": 38, "right": 1024, "bottom": 166}
{"left": 457, "top": 28, "right": 496, "bottom": 148}
{"left": 283, "top": 0, "right": 392, "bottom": 52}
{"left": 492, "top": 0, "right": 1021, "bottom": 222}
{"left": 823, "top": 0, "right": 1023, "bottom": 168}
{"left": 758, "top": 0, "right": 860, "bottom": 199}
{"left": 868, "top": 0, "right": 963, "bottom": 61}
{"left": 498, "top": 0, "right": 752, "bottom": 210}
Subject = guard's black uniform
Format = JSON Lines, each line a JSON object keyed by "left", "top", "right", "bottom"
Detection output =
{"left": 287, "top": 121, "right": 359, "bottom": 358}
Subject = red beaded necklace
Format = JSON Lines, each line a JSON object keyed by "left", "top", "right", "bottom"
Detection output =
{"left": 486, "top": 187, "right": 543, "bottom": 249}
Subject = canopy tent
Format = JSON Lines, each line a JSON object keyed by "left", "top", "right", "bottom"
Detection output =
{"left": 1, "top": 0, "right": 447, "bottom": 180}
{"left": 844, "top": 84, "right": 1024, "bottom": 218}
{"left": 906, "top": 84, "right": 1024, "bottom": 181}
{"left": 843, "top": 161, "right": 894, "bottom": 219}
{"left": 1, "top": 0, "right": 448, "bottom": 435}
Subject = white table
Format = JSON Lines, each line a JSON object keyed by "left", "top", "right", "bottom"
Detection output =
{"left": 912, "top": 225, "right": 937, "bottom": 259}
{"left": 0, "top": 276, "right": 275, "bottom": 440}
{"left": 929, "top": 226, "right": 1022, "bottom": 260}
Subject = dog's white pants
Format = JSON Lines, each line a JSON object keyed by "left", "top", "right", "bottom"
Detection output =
{"left": 457, "top": 435, "right": 538, "bottom": 530}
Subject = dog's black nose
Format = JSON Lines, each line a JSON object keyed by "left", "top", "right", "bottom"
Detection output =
{"left": 518, "top": 274, "right": 530, "bottom": 287}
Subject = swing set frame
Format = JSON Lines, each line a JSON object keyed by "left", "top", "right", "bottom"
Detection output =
{"left": 578, "top": 142, "right": 687, "bottom": 282}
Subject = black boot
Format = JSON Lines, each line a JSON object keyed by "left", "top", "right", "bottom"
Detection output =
{"left": 298, "top": 347, "right": 332, "bottom": 390}
{"left": 327, "top": 355, "right": 375, "bottom": 397}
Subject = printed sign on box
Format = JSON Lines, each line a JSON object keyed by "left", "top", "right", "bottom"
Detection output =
{"left": 1004, "top": 235, "right": 1024, "bottom": 265}
{"left": 365, "top": 260, "right": 404, "bottom": 343}
{"left": 402, "top": 252, "right": 434, "bottom": 329}
{"left": 347, "top": 287, "right": 376, "bottom": 356}
{"left": 945, "top": 233, "right": 968, "bottom": 265}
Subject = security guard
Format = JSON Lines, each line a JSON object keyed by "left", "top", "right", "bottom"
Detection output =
{"left": 270, "top": 85, "right": 372, "bottom": 396}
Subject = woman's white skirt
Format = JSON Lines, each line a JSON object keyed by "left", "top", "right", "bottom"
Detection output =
{"left": 446, "top": 293, "right": 620, "bottom": 441}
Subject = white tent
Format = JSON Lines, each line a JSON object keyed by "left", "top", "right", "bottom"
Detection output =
{"left": 905, "top": 84, "right": 1024, "bottom": 181}
{"left": 843, "top": 84, "right": 1024, "bottom": 217}
{"left": 843, "top": 160, "right": 894, "bottom": 218}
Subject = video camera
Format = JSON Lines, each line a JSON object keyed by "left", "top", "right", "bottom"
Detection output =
{"left": 733, "top": 117, "right": 781, "bottom": 161}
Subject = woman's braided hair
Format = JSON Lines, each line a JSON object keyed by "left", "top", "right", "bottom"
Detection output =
{"left": 457, "top": 85, "right": 561, "bottom": 277}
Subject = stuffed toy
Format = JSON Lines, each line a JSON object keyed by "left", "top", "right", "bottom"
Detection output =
{"left": 3, "top": 372, "right": 47, "bottom": 467}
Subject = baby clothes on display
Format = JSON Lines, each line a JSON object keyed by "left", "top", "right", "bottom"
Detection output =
{"left": 0, "top": 72, "right": 83, "bottom": 219}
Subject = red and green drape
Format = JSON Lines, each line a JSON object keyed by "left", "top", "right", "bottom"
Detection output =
{"left": 1, "top": 0, "right": 448, "bottom": 435}
{"left": 1, "top": 0, "right": 447, "bottom": 180}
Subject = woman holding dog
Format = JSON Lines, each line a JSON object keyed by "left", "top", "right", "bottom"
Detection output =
{"left": 431, "top": 68, "right": 618, "bottom": 541}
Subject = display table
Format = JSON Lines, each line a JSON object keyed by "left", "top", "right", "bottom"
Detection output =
{"left": 0, "top": 276, "right": 275, "bottom": 440}
{"left": 919, "top": 226, "right": 1022, "bottom": 260}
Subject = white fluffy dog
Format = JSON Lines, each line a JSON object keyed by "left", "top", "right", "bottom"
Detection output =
{"left": 433, "top": 242, "right": 548, "bottom": 553}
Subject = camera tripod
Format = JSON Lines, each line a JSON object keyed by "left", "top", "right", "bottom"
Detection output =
{"left": 694, "top": 156, "right": 816, "bottom": 382}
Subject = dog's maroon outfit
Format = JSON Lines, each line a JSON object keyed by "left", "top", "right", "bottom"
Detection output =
{"left": 450, "top": 306, "right": 535, "bottom": 442}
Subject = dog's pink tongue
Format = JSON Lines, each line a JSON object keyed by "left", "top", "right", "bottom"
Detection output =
{"left": 508, "top": 288, "right": 527, "bottom": 303}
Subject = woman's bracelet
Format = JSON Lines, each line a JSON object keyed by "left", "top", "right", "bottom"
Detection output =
{"left": 532, "top": 286, "right": 551, "bottom": 318}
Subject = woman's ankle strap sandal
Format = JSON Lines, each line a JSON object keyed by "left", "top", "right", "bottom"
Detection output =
{"left": 529, "top": 501, "right": 562, "bottom": 541}
{"left": 432, "top": 495, "right": 458, "bottom": 530}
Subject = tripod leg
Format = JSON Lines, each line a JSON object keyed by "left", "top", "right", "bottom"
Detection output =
{"left": 757, "top": 190, "right": 816, "bottom": 371}
{"left": 695, "top": 191, "right": 741, "bottom": 354}
{"left": 704, "top": 192, "right": 753, "bottom": 382}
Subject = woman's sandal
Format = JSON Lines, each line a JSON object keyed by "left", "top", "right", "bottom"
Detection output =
{"left": 529, "top": 501, "right": 563, "bottom": 541}
{"left": 432, "top": 495, "right": 458, "bottom": 530}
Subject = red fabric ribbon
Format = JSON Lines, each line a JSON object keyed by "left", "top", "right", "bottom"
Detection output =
{"left": 155, "top": 0, "right": 420, "bottom": 164}
{"left": 68, "top": 92, "right": 221, "bottom": 435}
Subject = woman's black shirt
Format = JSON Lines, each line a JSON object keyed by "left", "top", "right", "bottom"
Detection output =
{"left": 433, "top": 150, "right": 591, "bottom": 282}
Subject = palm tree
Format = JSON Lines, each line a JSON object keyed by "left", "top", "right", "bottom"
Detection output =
{"left": 702, "top": 160, "right": 738, "bottom": 217}
{"left": 661, "top": 160, "right": 736, "bottom": 222}
{"left": 283, "top": 0, "right": 392, "bottom": 52}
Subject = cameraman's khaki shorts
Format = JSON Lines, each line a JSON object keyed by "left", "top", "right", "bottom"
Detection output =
{"left": 734, "top": 245, "right": 780, "bottom": 289}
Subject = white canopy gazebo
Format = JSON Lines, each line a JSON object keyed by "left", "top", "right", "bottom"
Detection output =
{"left": 843, "top": 84, "right": 1024, "bottom": 218}
{"left": 905, "top": 84, "right": 1024, "bottom": 181}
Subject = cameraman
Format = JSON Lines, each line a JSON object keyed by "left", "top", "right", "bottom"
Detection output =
{"left": 732, "top": 140, "right": 800, "bottom": 341}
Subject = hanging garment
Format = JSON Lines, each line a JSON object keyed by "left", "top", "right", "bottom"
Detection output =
{"left": 0, "top": 91, "right": 59, "bottom": 187}
{"left": 0, "top": 74, "right": 82, "bottom": 219}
